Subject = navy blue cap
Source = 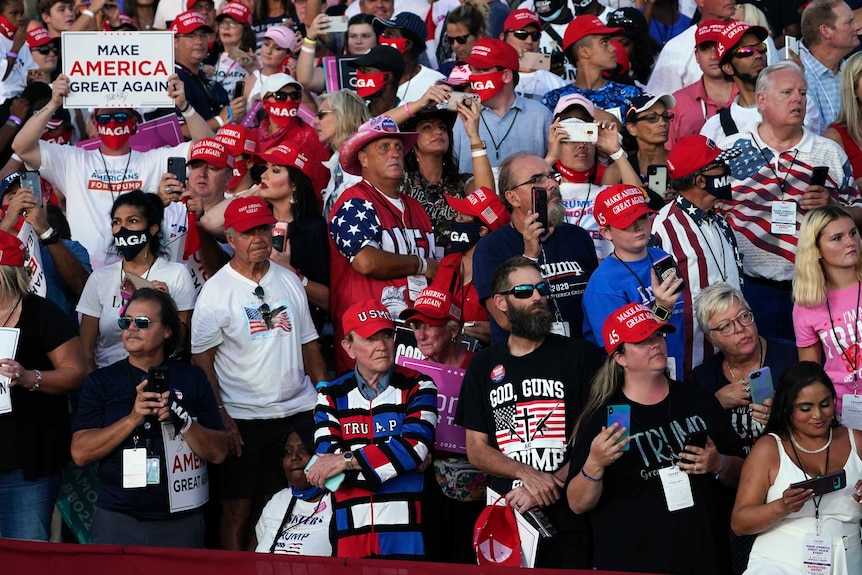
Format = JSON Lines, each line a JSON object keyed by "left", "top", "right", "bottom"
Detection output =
{"left": 0, "top": 172, "right": 23, "bottom": 197}
{"left": 373, "top": 13, "right": 427, "bottom": 45}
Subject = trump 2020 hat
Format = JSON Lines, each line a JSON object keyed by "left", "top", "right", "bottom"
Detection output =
{"left": 223, "top": 196, "right": 277, "bottom": 233}
{"left": 594, "top": 184, "right": 654, "bottom": 229}
{"left": 602, "top": 302, "right": 676, "bottom": 353}
{"left": 342, "top": 299, "right": 395, "bottom": 338}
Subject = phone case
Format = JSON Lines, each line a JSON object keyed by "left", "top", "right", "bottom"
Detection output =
{"left": 748, "top": 367, "right": 775, "bottom": 405}
{"left": 532, "top": 187, "right": 548, "bottom": 230}
{"left": 147, "top": 366, "right": 170, "bottom": 394}
{"left": 647, "top": 165, "right": 668, "bottom": 193}
{"left": 305, "top": 454, "right": 345, "bottom": 491}
{"left": 790, "top": 469, "right": 846, "bottom": 496}
{"left": 607, "top": 404, "right": 631, "bottom": 451}
{"left": 167, "top": 157, "right": 186, "bottom": 182}
{"left": 653, "top": 256, "right": 686, "bottom": 292}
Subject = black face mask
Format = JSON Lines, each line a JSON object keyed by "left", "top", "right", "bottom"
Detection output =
{"left": 114, "top": 226, "right": 151, "bottom": 261}
{"left": 703, "top": 169, "right": 732, "bottom": 201}
{"left": 448, "top": 221, "right": 484, "bottom": 253}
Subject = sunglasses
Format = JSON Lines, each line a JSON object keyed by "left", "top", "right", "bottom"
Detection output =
{"left": 316, "top": 109, "right": 333, "bottom": 120}
{"left": 446, "top": 34, "right": 472, "bottom": 45}
{"left": 510, "top": 30, "right": 541, "bottom": 42}
{"left": 267, "top": 90, "right": 301, "bottom": 102}
{"left": 118, "top": 316, "right": 160, "bottom": 330}
{"left": 632, "top": 111, "right": 674, "bottom": 124}
{"left": 95, "top": 112, "right": 133, "bottom": 125}
{"left": 497, "top": 281, "right": 551, "bottom": 299}
{"left": 33, "top": 44, "right": 59, "bottom": 55}
{"left": 254, "top": 285, "right": 272, "bottom": 321}
{"left": 733, "top": 42, "right": 767, "bottom": 59}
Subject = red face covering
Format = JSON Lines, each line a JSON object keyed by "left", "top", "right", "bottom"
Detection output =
{"left": 228, "top": 160, "right": 248, "bottom": 190}
{"left": 97, "top": 120, "right": 134, "bottom": 150}
{"left": 262, "top": 99, "right": 300, "bottom": 128}
{"left": 379, "top": 36, "right": 408, "bottom": 54}
{"left": 0, "top": 15, "right": 16, "bottom": 40}
{"left": 469, "top": 70, "right": 506, "bottom": 103}
{"left": 355, "top": 70, "right": 386, "bottom": 99}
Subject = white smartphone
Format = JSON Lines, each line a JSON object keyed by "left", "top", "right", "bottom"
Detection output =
{"left": 648, "top": 165, "right": 668, "bottom": 194}
{"left": 559, "top": 119, "right": 598, "bottom": 143}
{"left": 785, "top": 36, "right": 799, "bottom": 58}
{"left": 326, "top": 15, "right": 348, "bottom": 33}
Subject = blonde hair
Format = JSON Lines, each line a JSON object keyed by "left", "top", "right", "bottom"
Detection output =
{"left": 734, "top": 2, "right": 771, "bottom": 31}
{"left": 0, "top": 265, "right": 30, "bottom": 302}
{"left": 694, "top": 283, "right": 751, "bottom": 335}
{"left": 833, "top": 53, "right": 862, "bottom": 149}
{"left": 793, "top": 205, "right": 862, "bottom": 306}
{"left": 317, "top": 90, "right": 371, "bottom": 150}
{"left": 570, "top": 352, "right": 626, "bottom": 444}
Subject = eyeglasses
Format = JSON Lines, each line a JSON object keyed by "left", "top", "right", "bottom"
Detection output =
{"left": 266, "top": 90, "right": 301, "bottom": 102}
{"left": 510, "top": 30, "right": 541, "bottom": 42}
{"left": 497, "top": 282, "right": 551, "bottom": 299}
{"left": 512, "top": 171, "right": 562, "bottom": 189}
{"left": 95, "top": 112, "right": 133, "bottom": 125}
{"left": 733, "top": 42, "right": 767, "bottom": 59}
{"left": 632, "top": 111, "right": 674, "bottom": 124}
{"left": 118, "top": 316, "right": 160, "bottom": 330}
{"left": 177, "top": 31, "right": 210, "bottom": 40}
{"left": 709, "top": 310, "right": 755, "bottom": 336}
{"left": 218, "top": 19, "right": 241, "bottom": 28}
{"left": 446, "top": 34, "right": 472, "bottom": 45}
{"left": 32, "top": 44, "right": 59, "bottom": 55}
{"left": 316, "top": 109, "right": 333, "bottom": 120}
{"left": 254, "top": 285, "right": 272, "bottom": 322}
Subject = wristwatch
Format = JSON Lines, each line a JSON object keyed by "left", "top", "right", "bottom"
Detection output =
{"left": 652, "top": 304, "right": 672, "bottom": 322}
{"left": 470, "top": 141, "right": 487, "bottom": 151}
{"left": 343, "top": 451, "right": 354, "bottom": 470}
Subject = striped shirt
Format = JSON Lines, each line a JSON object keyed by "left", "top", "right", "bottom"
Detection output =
{"left": 800, "top": 46, "right": 842, "bottom": 134}
{"left": 314, "top": 366, "right": 438, "bottom": 558}
{"left": 651, "top": 196, "right": 743, "bottom": 378}
{"left": 720, "top": 126, "right": 860, "bottom": 282}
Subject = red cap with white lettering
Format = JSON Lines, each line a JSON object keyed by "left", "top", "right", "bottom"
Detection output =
{"left": 216, "top": 2, "right": 252, "bottom": 26}
{"left": 170, "top": 10, "right": 214, "bottom": 34}
{"left": 593, "top": 184, "right": 654, "bottom": 229}
{"left": 399, "top": 288, "right": 462, "bottom": 327}
{"left": 342, "top": 299, "right": 395, "bottom": 338}
{"left": 26, "top": 27, "right": 55, "bottom": 48}
{"left": 187, "top": 137, "right": 233, "bottom": 169}
{"left": 0, "top": 230, "right": 26, "bottom": 267}
{"left": 602, "top": 302, "right": 675, "bottom": 354}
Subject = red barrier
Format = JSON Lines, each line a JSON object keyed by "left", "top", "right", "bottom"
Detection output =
{"left": 0, "top": 539, "right": 658, "bottom": 575}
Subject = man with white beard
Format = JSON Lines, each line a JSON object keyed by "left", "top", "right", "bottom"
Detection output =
{"left": 472, "top": 152, "right": 598, "bottom": 344}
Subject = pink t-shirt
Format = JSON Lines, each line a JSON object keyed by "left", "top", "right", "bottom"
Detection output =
{"left": 793, "top": 283, "right": 862, "bottom": 414}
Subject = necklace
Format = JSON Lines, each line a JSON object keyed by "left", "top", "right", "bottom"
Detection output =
{"left": 725, "top": 336, "right": 763, "bottom": 384}
{"left": 790, "top": 426, "right": 833, "bottom": 454}
{"left": 1, "top": 295, "right": 21, "bottom": 327}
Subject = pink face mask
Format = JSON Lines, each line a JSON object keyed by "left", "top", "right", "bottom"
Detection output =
{"left": 469, "top": 70, "right": 506, "bottom": 103}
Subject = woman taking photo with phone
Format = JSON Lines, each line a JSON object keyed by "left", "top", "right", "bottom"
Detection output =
{"left": 71, "top": 288, "right": 227, "bottom": 547}
{"left": 731, "top": 361, "right": 862, "bottom": 574}
{"left": 793, "top": 205, "right": 862, "bottom": 418}
{"left": 568, "top": 302, "right": 743, "bottom": 575}
{"left": 256, "top": 142, "right": 329, "bottom": 323}
{"left": 77, "top": 191, "right": 196, "bottom": 371}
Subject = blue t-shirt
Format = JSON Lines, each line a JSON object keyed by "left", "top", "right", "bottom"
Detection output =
{"left": 648, "top": 14, "right": 691, "bottom": 48}
{"left": 541, "top": 81, "right": 641, "bottom": 124}
{"left": 41, "top": 239, "right": 91, "bottom": 321}
{"left": 473, "top": 222, "right": 598, "bottom": 344}
{"left": 582, "top": 247, "right": 685, "bottom": 375}
{"left": 73, "top": 359, "right": 223, "bottom": 520}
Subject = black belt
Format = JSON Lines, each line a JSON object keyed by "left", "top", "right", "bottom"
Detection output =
{"left": 743, "top": 274, "right": 792, "bottom": 291}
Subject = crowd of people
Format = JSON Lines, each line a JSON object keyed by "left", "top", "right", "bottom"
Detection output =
{"left": 2, "top": 0, "right": 862, "bottom": 573}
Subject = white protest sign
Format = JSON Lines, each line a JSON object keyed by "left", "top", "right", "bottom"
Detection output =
{"left": 62, "top": 31, "right": 174, "bottom": 109}
{"left": 18, "top": 223, "right": 46, "bottom": 297}
{"left": 0, "top": 328, "right": 21, "bottom": 415}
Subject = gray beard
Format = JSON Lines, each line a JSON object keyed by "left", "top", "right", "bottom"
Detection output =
{"left": 508, "top": 302, "right": 554, "bottom": 339}
{"left": 549, "top": 202, "right": 566, "bottom": 228}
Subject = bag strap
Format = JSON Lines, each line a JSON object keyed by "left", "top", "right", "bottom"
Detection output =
{"left": 719, "top": 107, "right": 738, "bottom": 137}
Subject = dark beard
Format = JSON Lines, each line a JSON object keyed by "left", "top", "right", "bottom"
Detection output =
{"left": 508, "top": 301, "right": 554, "bottom": 339}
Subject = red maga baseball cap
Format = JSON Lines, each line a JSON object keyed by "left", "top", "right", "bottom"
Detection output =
{"left": 0, "top": 230, "right": 26, "bottom": 267}
{"left": 563, "top": 15, "right": 622, "bottom": 51}
{"left": 504, "top": 9, "right": 542, "bottom": 31}
{"left": 461, "top": 38, "right": 519, "bottom": 71}
{"left": 342, "top": 299, "right": 395, "bottom": 338}
{"left": 715, "top": 20, "right": 768, "bottom": 61}
{"left": 445, "top": 187, "right": 510, "bottom": 231}
{"left": 170, "top": 10, "right": 214, "bottom": 34}
{"left": 223, "top": 196, "right": 276, "bottom": 233}
{"left": 695, "top": 20, "right": 727, "bottom": 46}
{"left": 400, "top": 287, "right": 463, "bottom": 327}
{"left": 602, "top": 302, "right": 676, "bottom": 354}
{"left": 187, "top": 138, "right": 233, "bottom": 169}
{"left": 666, "top": 134, "right": 742, "bottom": 180}
{"left": 216, "top": 2, "right": 252, "bottom": 26}
{"left": 594, "top": 184, "right": 654, "bottom": 229}
{"left": 216, "top": 124, "right": 258, "bottom": 156}
{"left": 26, "top": 27, "right": 56, "bottom": 48}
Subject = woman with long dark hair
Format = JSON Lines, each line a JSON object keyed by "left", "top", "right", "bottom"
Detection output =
{"left": 732, "top": 361, "right": 862, "bottom": 574}
{"left": 77, "top": 191, "right": 196, "bottom": 371}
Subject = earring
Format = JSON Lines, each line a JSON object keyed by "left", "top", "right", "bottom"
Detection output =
{"left": 290, "top": 196, "right": 296, "bottom": 204}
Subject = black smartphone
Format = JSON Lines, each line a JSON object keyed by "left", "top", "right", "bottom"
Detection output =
{"left": 19, "top": 171, "right": 42, "bottom": 207}
{"left": 167, "top": 157, "right": 186, "bottom": 185}
{"left": 652, "top": 255, "right": 685, "bottom": 293}
{"left": 681, "top": 430, "right": 709, "bottom": 464}
{"left": 790, "top": 469, "right": 846, "bottom": 496}
{"left": 147, "top": 366, "right": 170, "bottom": 395}
{"left": 810, "top": 166, "right": 829, "bottom": 187}
{"left": 531, "top": 186, "right": 548, "bottom": 231}
{"left": 233, "top": 80, "right": 245, "bottom": 100}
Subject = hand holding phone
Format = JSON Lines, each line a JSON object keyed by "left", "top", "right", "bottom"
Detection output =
{"left": 167, "top": 157, "right": 186, "bottom": 184}
{"left": 19, "top": 171, "right": 42, "bottom": 207}
{"left": 607, "top": 404, "right": 631, "bottom": 451}
{"left": 790, "top": 469, "right": 846, "bottom": 497}
{"left": 531, "top": 186, "right": 549, "bottom": 232}
{"left": 652, "top": 255, "right": 685, "bottom": 293}
{"left": 810, "top": 166, "right": 829, "bottom": 188}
